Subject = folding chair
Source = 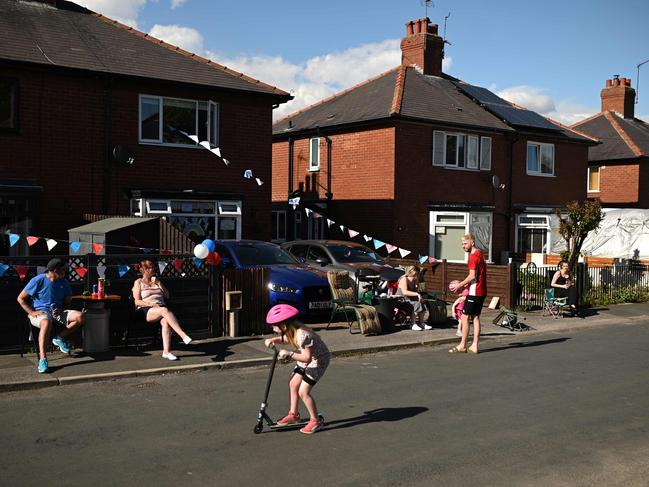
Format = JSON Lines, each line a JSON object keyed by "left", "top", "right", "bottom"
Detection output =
{"left": 326, "top": 271, "right": 381, "bottom": 335}
{"left": 492, "top": 307, "right": 531, "bottom": 332}
{"left": 543, "top": 288, "right": 569, "bottom": 318}
{"left": 122, "top": 294, "right": 161, "bottom": 350}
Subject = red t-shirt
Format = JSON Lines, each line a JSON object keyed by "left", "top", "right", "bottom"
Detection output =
{"left": 467, "top": 249, "right": 487, "bottom": 296}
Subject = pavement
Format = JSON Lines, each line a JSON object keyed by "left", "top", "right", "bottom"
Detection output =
{"left": 1, "top": 302, "right": 647, "bottom": 393}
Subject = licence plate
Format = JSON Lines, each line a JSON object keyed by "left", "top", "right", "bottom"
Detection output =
{"left": 309, "top": 301, "right": 332, "bottom": 309}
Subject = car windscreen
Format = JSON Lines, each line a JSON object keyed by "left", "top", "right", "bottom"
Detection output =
{"left": 327, "top": 244, "right": 383, "bottom": 263}
{"left": 231, "top": 243, "right": 298, "bottom": 266}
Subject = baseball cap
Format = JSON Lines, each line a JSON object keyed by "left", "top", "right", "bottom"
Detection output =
{"left": 46, "top": 258, "right": 67, "bottom": 272}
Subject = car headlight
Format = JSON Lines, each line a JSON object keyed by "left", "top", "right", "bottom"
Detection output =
{"left": 268, "top": 282, "right": 298, "bottom": 293}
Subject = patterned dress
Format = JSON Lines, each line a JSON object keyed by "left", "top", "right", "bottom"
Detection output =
{"left": 294, "top": 328, "right": 330, "bottom": 384}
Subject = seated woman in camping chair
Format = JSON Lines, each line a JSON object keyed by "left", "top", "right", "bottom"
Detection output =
{"left": 395, "top": 265, "right": 431, "bottom": 331}
{"left": 551, "top": 261, "right": 579, "bottom": 316}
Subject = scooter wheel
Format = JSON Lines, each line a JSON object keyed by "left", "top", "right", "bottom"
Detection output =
{"left": 253, "top": 423, "right": 263, "bottom": 434}
{"left": 318, "top": 414, "right": 325, "bottom": 423}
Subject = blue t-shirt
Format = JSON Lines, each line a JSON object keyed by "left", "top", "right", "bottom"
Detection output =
{"left": 22, "top": 273, "right": 72, "bottom": 312}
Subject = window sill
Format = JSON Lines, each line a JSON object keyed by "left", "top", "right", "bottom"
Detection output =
{"left": 526, "top": 172, "right": 556, "bottom": 178}
{"left": 587, "top": 190, "right": 600, "bottom": 193}
{"left": 139, "top": 141, "right": 210, "bottom": 150}
{"left": 308, "top": 167, "right": 321, "bottom": 172}
{"left": 434, "top": 165, "right": 488, "bottom": 172}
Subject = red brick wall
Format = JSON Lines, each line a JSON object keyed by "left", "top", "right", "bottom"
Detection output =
{"left": 590, "top": 162, "right": 641, "bottom": 205}
{"left": 1, "top": 66, "right": 274, "bottom": 241}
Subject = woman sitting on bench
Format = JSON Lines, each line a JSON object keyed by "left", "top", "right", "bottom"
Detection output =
{"left": 132, "top": 259, "right": 193, "bottom": 361}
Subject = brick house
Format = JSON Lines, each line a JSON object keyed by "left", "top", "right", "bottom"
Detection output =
{"left": 271, "top": 18, "right": 595, "bottom": 264}
{"left": 0, "top": 0, "right": 290, "bottom": 256}
{"left": 571, "top": 77, "right": 649, "bottom": 208}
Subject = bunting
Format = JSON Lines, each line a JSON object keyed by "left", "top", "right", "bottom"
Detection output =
{"left": 9, "top": 234, "right": 19, "bottom": 247}
{"left": 70, "top": 242, "right": 81, "bottom": 253}
{"left": 193, "top": 257, "right": 203, "bottom": 269}
{"left": 27, "top": 236, "right": 39, "bottom": 247}
{"left": 97, "top": 265, "right": 107, "bottom": 278}
{"left": 398, "top": 248, "right": 411, "bottom": 258}
{"left": 73, "top": 265, "right": 88, "bottom": 278}
{"left": 348, "top": 229, "right": 359, "bottom": 238}
{"left": 158, "top": 261, "right": 168, "bottom": 275}
{"left": 46, "top": 239, "right": 58, "bottom": 251}
{"left": 118, "top": 265, "right": 130, "bottom": 277}
{"left": 386, "top": 244, "right": 397, "bottom": 254}
{"left": 0, "top": 264, "right": 8, "bottom": 277}
{"left": 373, "top": 239, "right": 385, "bottom": 250}
{"left": 92, "top": 243, "right": 104, "bottom": 255}
{"left": 173, "top": 259, "right": 184, "bottom": 272}
{"left": 15, "top": 265, "right": 30, "bottom": 280}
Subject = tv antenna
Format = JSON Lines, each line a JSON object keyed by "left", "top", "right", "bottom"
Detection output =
{"left": 636, "top": 58, "right": 649, "bottom": 104}
{"left": 443, "top": 12, "right": 452, "bottom": 45}
{"left": 420, "top": 0, "right": 434, "bottom": 19}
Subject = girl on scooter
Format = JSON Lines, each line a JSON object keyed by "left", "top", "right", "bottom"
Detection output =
{"left": 264, "top": 304, "right": 330, "bottom": 435}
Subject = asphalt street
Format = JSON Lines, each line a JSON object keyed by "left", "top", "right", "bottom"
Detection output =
{"left": 1, "top": 322, "right": 648, "bottom": 486}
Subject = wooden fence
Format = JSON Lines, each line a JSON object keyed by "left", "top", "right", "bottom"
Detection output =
{"left": 220, "top": 268, "right": 270, "bottom": 336}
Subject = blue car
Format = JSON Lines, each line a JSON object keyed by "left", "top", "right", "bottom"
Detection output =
{"left": 214, "top": 240, "right": 332, "bottom": 317}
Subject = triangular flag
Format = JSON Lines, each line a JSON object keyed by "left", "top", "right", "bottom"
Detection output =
{"left": 193, "top": 257, "right": 203, "bottom": 269}
{"left": 312, "top": 212, "right": 322, "bottom": 219}
{"left": 74, "top": 266, "right": 88, "bottom": 278}
{"left": 70, "top": 242, "right": 81, "bottom": 253}
{"left": 211, "top": 147, "right": 222, "bottom": 157}
{"left": 339, "top": 225, "right": 346, "bottom": 232}
{"left": 363, "top": 235, "right": 372, "bottom": 242}
{"left": 158, "top": 261, "right": 168, "bottom": 275}
{"left": 373, "top": 239, "right": 385, "bottom": 249}
{"left": 118, "top": 264, "right": 130, "bottom": 277}
{"left": 37, "top": 266, "right": 46, "bottom": 274}
{"left": 304, "top": 208, "right": 312, "bottom": 217}
{"left": 199, "top": 141, "right": 211, "bottom": 150}
{"left": 0, "top": 264, "right": 8, "bottom": 277}
{"left": 46, "top": 239, "right": 58, "bottom": 251}
{"left": 326, "top": 219, "right": 334, "bottom": 228}
{"left": 9, "top": 234, "right": 19, "bottom": 247}
{"left": 288, "top": 197, "right": 300, "bottom": 208}
{"left": 222, "top": 158, "right": 230, "bottom": 166}
{"left": 27, "top": 236, "right": 39, "bottom": 247}
{"left": 244, "top": 169, "right": 253, "bottom": 179}
{"left": 428, "top": 257, "right": 439, "bottom": 265}
{"left": 256, "top": 178, "right": 264, "bottom": 186}
{"left": 15, "top": 265, "right": 30, "bottom": 280}
{"left": 141, "top": 247, "right": 153, "bottom": 253}
{"left": 398, "top": 248, "right": 411, "bottom": 258}
{"left": 348, "top": 229, "right": 359, "bottom": 238}
{"left": 173, "top": 258, "right": 184, "bottom": 272}
{"left": 160, "top": 249, "right": 173, "bottom": 255}
{"left": 92, "top": 243, "right": 103, "bottom": 255}
{"left": 97, "top": 266, "right": 106, "bottom": 278}
{"left": 386, "top": 244, "right": 397, "bottom": 254}
{"left": 188, "top": 134, "right": 199, "bottom": 144}
{"left": 418, "top": 255, "right": 428, "bottom": 264}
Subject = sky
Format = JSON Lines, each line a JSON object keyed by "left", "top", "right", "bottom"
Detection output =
{"left": 75, "top": 0, "right": 649, "bottom": 123}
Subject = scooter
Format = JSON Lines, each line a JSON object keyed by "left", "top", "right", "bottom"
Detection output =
{"left": 253, "top": 344, "right": 324, "bottom": 434}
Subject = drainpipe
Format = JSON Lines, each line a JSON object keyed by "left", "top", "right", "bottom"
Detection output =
{"left": 288, "top": 137, "right": 294, "bottom": 238}
{"left": 508, "top": 134, "right": 518, "bottom": 255}
{"left": 102, "top": 78, "right": 112, "bottom": 214}
{"left": 315, "top": 127, "right": 333, "bottom": 201}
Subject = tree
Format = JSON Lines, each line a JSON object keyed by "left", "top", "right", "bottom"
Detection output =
{"left": 555, "top": 200, "right": 603, "bottom": 270}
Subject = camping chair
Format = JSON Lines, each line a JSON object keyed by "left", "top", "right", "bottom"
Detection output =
{"left": 543, "top": 288, "right": 569, "bottom": 318}
{"left": 492, "top": 307, "right": 531, "bottom": 332}
{"left": 326, "top": 271, "right": 381, "bottom": 335}
{"left": 123, "top": 294, "right": 161, "bottom": 351}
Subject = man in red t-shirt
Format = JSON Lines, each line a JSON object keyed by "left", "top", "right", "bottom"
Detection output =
{"left": 449, "top": 233, "right": 488, "bottom": 354}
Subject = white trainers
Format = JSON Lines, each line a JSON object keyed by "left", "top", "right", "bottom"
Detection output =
{"left": 162, "top": 352, "right": 178, "bottom": 361}
{"left": 411, "top": 324, "right": 423, "bottom": 331}
{"left": 422, "top": 324, "right": 433, "bottom": 330}
{"left": 183, "top": 336, "right": 193, "bottom": 345}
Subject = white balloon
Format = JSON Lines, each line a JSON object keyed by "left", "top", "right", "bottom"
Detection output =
{"left": 193, "top": 243, "right": 209, "bottom": 259}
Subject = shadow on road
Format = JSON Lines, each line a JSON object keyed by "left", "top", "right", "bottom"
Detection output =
{"left": 482, "top": 337, "right": 571, "bottom": 353}
{"left": 322, "top": 406, "right": 429, "bottom": 431}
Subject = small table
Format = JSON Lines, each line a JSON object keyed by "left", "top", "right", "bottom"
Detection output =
{"left": 71, "top": 295, "right": 121, "bottom": 353}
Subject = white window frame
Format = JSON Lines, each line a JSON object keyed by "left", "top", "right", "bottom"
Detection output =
{"left": 138, "top": 94, "right": 219, "bottom": 148}
{"left": 526, "top": 141, "right": 555, "bottom": 176}
{"left": 272, "top": 210, "right": 287, "bottom": 243}
{"left": 587, "top": 166, "right": 600, "bottom": 193}
{"left": 429, "top": 211, "right": 493, "bottom": 262}
{"left": 218, "top": 201, "right": 242, "bottom": 216}
{"left": 131, "top": 198, "right": 143, "bottom": 217}
{"left": 309, "top": 137, "right": 320, "bottom": 171}
{"left": 515, "top": 214, "right": 551, "bottom": 254}
{"left": 145, "top": 199, "right": 172, "bottom": 214}
{"left": 432, "top": 130, "right": 491, "bottom": 171}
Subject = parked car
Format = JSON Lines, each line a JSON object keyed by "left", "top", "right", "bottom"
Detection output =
{"left": 214, "top": 240, "right": 332, "bottom": 316}
{"left": 280, "top": 240, "right": 404, "bottom": 283}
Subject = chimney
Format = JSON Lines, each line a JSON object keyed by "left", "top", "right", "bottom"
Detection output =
{"left": 601, "top": 75, "right": 635, "bottom": 118}
{"left": 400, "top": 17, "right": 445, "bottom": 76}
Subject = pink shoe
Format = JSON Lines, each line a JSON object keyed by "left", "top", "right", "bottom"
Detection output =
{"left": 277, "top": 411, "right": 300, "bottom": 426}
{"left": 300, "top": 418, "right": 323, "bottom": 435}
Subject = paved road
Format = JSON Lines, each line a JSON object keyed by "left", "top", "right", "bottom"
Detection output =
{"left": 2, "top": 322, "right": 648, "bottom": 486}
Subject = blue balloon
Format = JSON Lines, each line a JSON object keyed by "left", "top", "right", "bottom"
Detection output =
{"left": 202, "top": 239, "right": 216, "bottom": 253}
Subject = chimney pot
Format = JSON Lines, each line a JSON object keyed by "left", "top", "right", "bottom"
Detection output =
{"left": 605, "top": 79, "right": 612, "bottom": 88}
{"left": 601, "top": 76, "right": 635, "bottom": 118}
{"left": 406, "top": 21, "right": 414, "bottom": 36}
{"left": 400, "top": 17, "right": 444, "bottom": 76}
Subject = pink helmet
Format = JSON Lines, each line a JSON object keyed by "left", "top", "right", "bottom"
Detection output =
{"left": 266, "top": 304, "right": 299, "bottom": 325}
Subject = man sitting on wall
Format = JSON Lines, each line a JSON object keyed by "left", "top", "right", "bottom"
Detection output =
{"left": 17, "top": 258, "right": 86, "bottom": 373}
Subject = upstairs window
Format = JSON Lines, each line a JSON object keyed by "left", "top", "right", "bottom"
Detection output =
{"left": 0, "top": 78, "right": 18, "bottom": 132}
{"left": 587, "top": 166, "right": 600, "bottom": 192}
{"left": 309, "top": 137, "right": 320, "bottom": 171}
{"left": 433, "top": 131, "right": 491, "bottom": 171}
{"left": 527, "top": 142, "right": 554, "bottom": 176}
{"left": 139, "top": 95, "right": 219, "bottom": 147}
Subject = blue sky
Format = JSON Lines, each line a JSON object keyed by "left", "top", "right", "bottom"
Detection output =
{"left": 77, "top": 0, "right": 649, "bottom": 122}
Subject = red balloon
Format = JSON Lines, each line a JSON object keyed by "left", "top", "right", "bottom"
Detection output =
{"left": 206, "top": 251, "right": 221, "bottom": 265}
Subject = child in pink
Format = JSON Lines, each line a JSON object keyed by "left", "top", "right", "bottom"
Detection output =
{"left": 449, "top": 280, "right": 470, "bottom": 337}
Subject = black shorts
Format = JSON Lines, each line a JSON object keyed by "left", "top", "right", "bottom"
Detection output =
{"left": 292, "top": 366, "right": 318, "bottom": 386}
{"left": 463, "top": 295, "right": 486, "bottom": 316}
{"left": 136, "top": 306, "right": 152, "bottom": 319}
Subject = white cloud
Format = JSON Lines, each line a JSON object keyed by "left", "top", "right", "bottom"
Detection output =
{"left": 74, "top": 0, "right": 147, "bottom": 28}
{"left": 148, "top": 24, "right": 204, "bottom": 53}
{"left": 170, "top": 0, "right": 187, "bottom": 9}
{"left": 496, "top": 85, "right": 555, "bottom": 113}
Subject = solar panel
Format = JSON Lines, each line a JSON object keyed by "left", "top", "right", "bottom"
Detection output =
{"left": 454, "top": 82, "right": 562, "bottom": 132}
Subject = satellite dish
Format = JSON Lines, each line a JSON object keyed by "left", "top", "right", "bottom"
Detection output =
{"left": 113, "top": 145, "right": 135, "bottom": 165}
